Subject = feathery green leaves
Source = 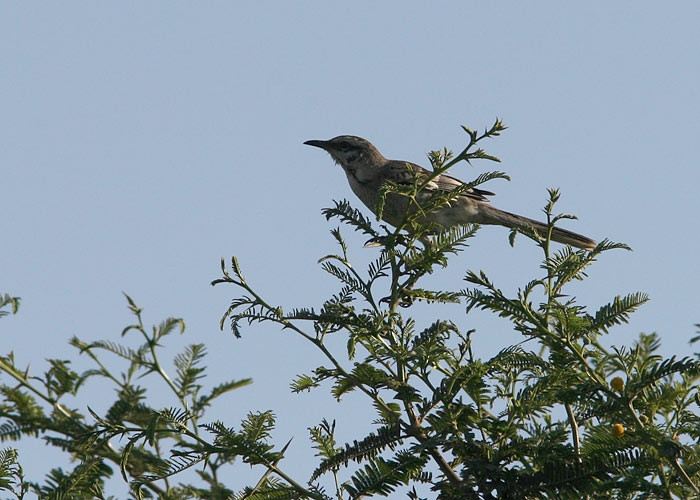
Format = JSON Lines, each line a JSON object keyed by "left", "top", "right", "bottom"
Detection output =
{"left": 4, "top": 121, "right": 699, "bottom": 499}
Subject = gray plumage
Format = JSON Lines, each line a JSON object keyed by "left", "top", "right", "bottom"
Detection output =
{"left": 305, "top": 135, "right": 595, "bottom": 250}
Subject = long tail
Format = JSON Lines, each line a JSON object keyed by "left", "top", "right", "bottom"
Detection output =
{"left": 480, "top": 205, "right": 596, "bottom": 250}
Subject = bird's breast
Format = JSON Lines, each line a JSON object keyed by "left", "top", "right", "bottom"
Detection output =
{"left": 345, "top": 171, "right": 378, "bottom": 210}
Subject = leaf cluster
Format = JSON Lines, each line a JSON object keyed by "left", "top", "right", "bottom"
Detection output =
{"left": 0, "top": 294, "right": 252, "bottom": 499}
{"left": 209, "top": 123, "right": 700, "bottom": 498}
{"left": 3, "top": 122, "right": 700, "bottom": 499}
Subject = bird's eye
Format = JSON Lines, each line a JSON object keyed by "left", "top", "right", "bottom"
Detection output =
{"left": 338, "top": 141, "right": 352, "bottom": 151}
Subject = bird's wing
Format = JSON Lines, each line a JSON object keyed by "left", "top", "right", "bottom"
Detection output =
{"left": 383, "top": 161, "right": 494, "bottom": 202}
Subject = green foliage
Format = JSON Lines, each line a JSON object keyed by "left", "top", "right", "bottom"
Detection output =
{"left": 2, "top": 122, "right": 700, "bottom": 498}
{"left": 208, "top": 123, "right": 700, "bottom": 499}
{"left": 0, "top": 448, "right": 28, "bottom": 499}
{"left": 0, "top": 294, "right": 20, "bottom": 318}
{"left": 0, "top": 293, "right": 253, "bottom": 498}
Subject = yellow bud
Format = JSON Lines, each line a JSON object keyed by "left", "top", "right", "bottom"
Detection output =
{"left": 610, "top": 376, "right": 625, "bottom": 392}
{"left": 612, "top": 423, "right": 625, "bottom": 437}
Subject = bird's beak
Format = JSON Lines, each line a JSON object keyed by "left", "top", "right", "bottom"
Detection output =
{"left": 303, "top": 139, "right": 330, "bottom": 150}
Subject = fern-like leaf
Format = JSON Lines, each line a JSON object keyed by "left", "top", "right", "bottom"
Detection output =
{"left": 322, "top": 199, "right": 378, "bottom": 237}
{"left": 311, "top": 425, "right": 402, "bottom": 481}
{"left": 590, "top": 293, "right": 650, "bottom": 334}
{"left": 173, "top": 343, "right": 207, "bottom": 397}
{"left": 343, "top": 452, "right": 425, "bottom": 499}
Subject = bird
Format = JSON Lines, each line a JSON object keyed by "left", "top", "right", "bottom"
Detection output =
{"left": 304, "top": 135, "right": 596, "bottom": 250}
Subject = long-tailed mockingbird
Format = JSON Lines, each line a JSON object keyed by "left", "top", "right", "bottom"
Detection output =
{"left": 304, "top": 135, "right": 595, "bottom": 250}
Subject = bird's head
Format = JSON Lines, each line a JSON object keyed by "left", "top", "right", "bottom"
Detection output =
{"left": 304, "top": 135, "right": 386, "bottom": 169}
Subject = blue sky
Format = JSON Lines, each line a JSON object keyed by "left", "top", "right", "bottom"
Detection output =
{"left": 2, "top": 2, "right": 699, "bottom": 496}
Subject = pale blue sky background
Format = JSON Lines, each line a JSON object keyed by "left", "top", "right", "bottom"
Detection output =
{"left": 2, "top": 2, "right": 699, "bottom": 497}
